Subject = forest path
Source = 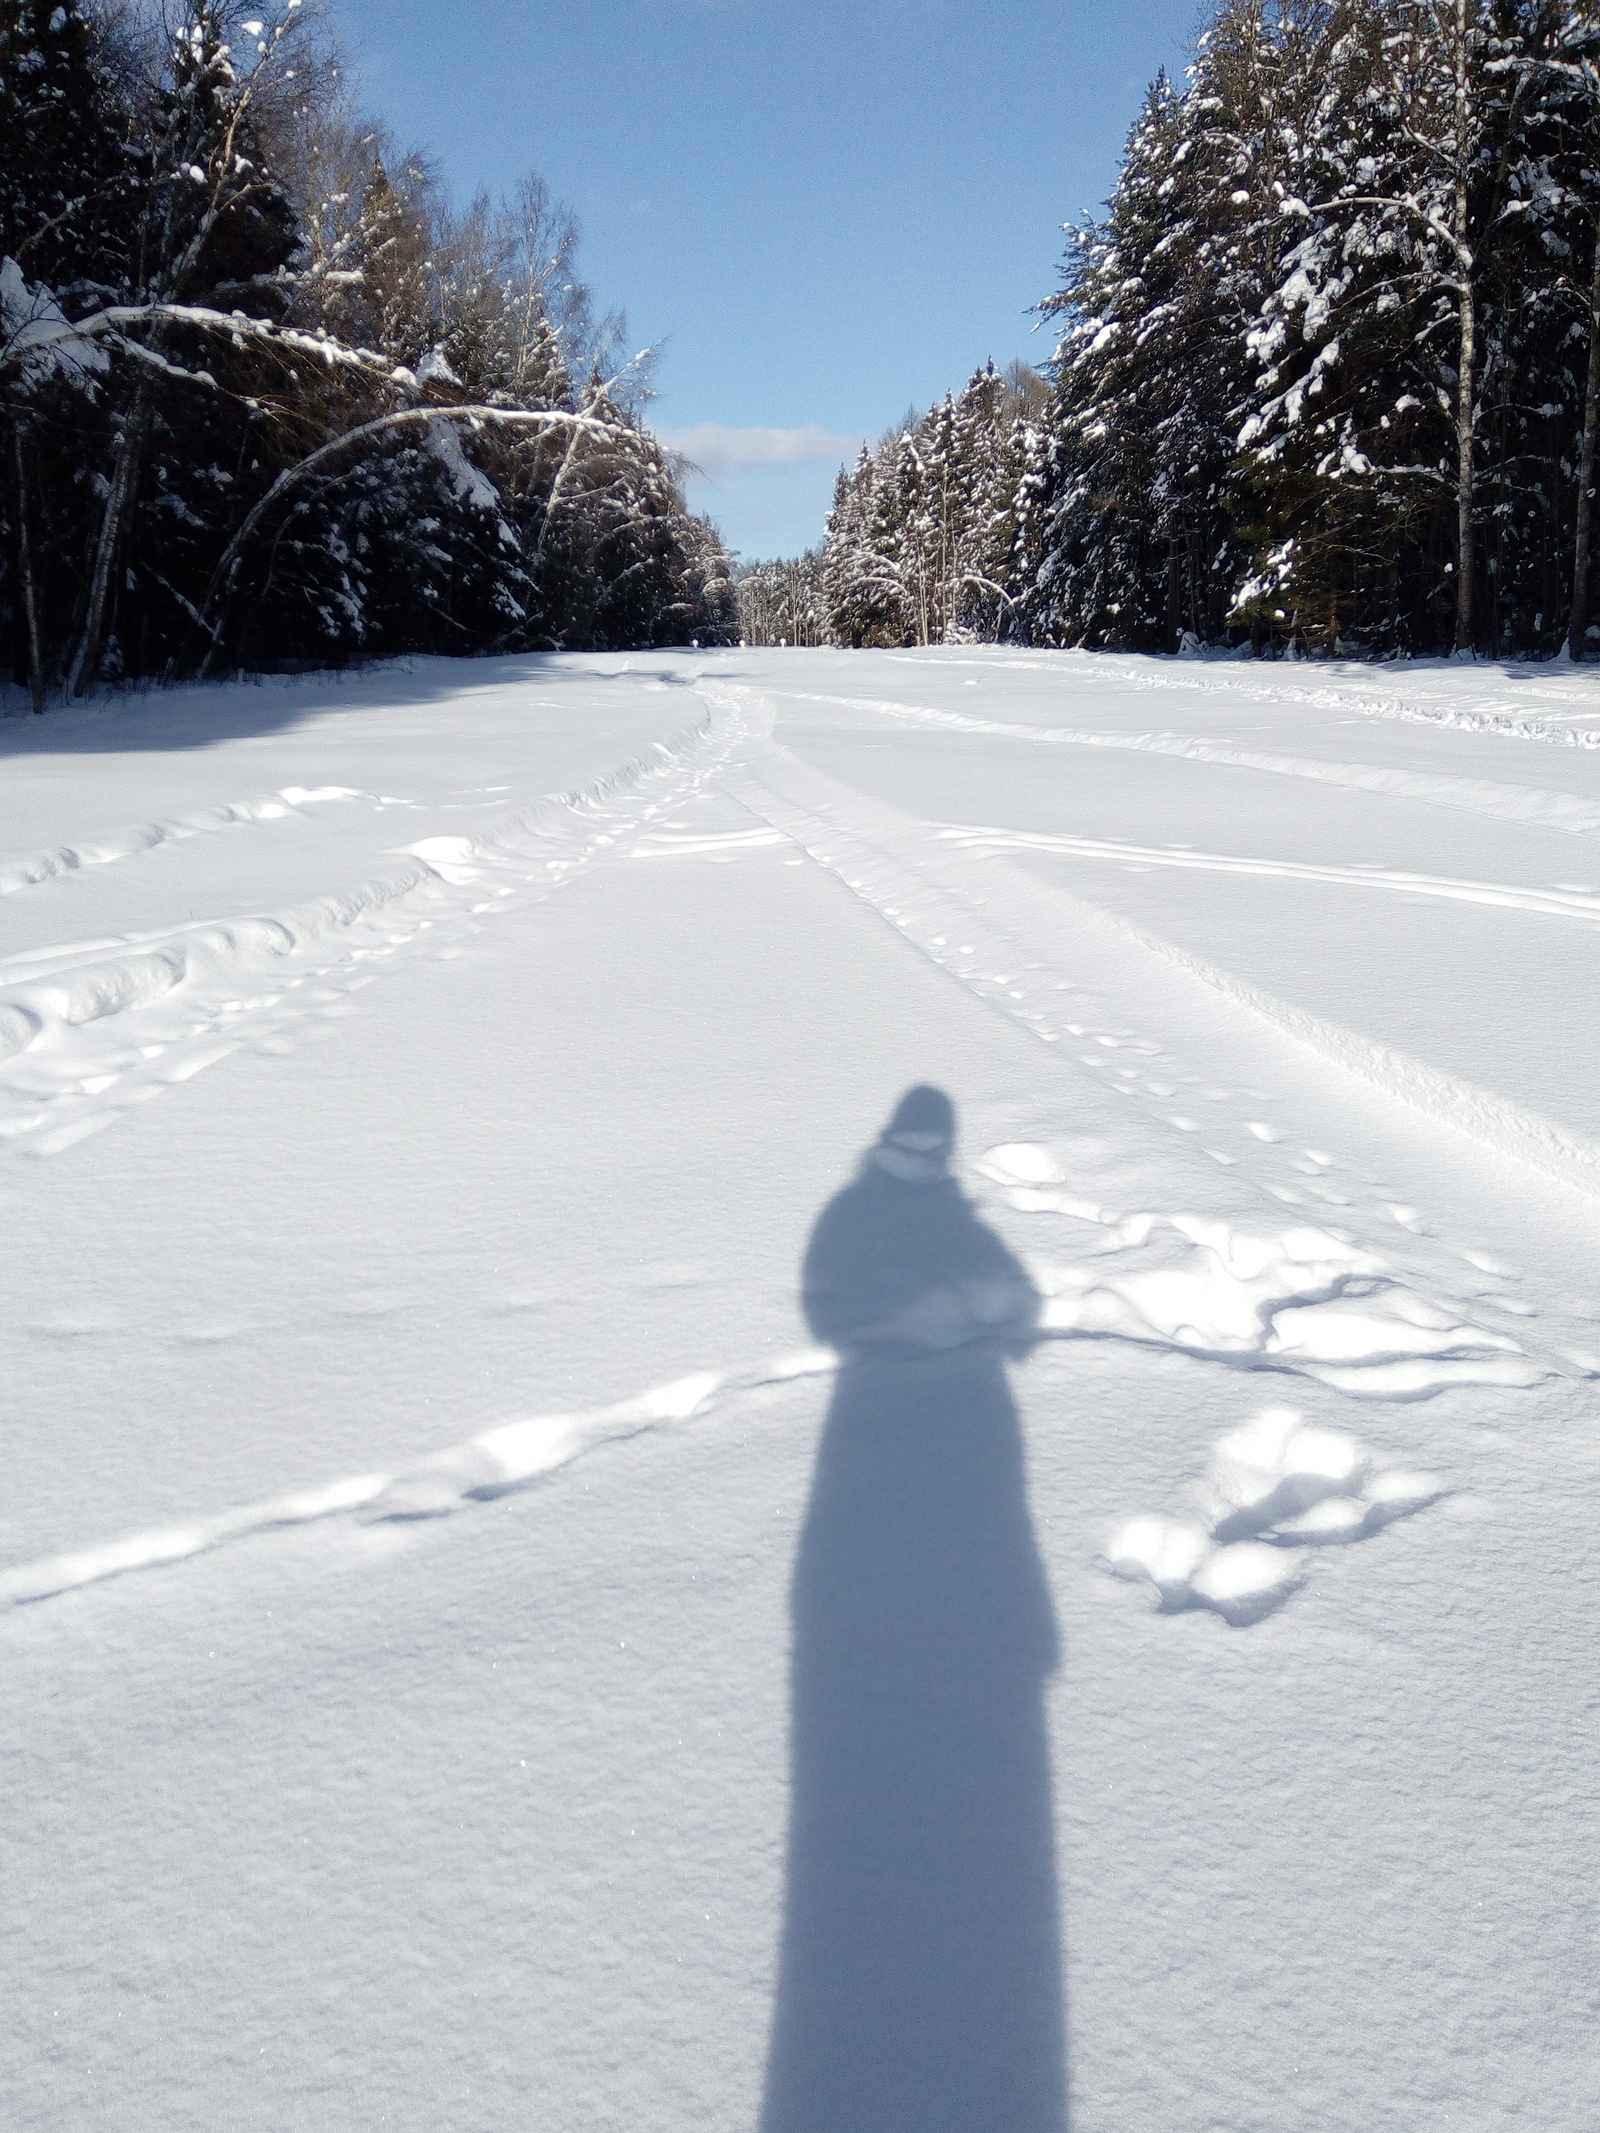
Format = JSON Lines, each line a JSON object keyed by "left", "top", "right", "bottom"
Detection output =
{"left": 5, "top": 648, "right": 1600, "bottom": 2133}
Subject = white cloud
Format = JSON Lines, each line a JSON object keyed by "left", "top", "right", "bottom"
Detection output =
{"left": 659, "top": 423, "right": 864, "bottom": 480}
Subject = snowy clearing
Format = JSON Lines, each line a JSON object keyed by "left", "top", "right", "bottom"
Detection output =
{"left": 5, "top": 647, "right": 1600, "bottom": 2131}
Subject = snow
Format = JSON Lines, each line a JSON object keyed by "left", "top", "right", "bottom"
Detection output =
{"left": 0, "top": 256, "right": 109, "bottom": 388}
{"left": 5, "top": 645, "right": 1600, "bottom": 2129}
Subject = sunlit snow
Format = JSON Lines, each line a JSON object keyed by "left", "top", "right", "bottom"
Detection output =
{"left": 5, "top": 646, "right": 1600, "bottom": 2129}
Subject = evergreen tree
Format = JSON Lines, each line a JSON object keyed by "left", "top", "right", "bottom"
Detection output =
{"left": 1, "top": 0, "right": 131, "bottom": 703}
{"left": 1, "top": 0, "right": 735, "bottom": 702}
{"left": 1016, "top": 0, "right": 1600, "bottom": 658}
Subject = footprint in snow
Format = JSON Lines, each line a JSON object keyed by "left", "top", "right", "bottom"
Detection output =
{"left": 1105, "top": 1406, "right": 1448, "bottom": 1627}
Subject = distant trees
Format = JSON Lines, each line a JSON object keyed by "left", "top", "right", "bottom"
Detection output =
{"left": 1, "top": 0, "right": 735, "bottom": 706}
{"left": 735, "top": 549, "right": 828, "bottom": 645}
{"left": 816, "top": 363, "right": 1049, "bottom": 649}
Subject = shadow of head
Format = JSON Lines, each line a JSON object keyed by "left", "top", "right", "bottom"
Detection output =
{"left": 870, "top": 1083, "right": 956, "bottom": 1182}
{"left": 802, "top": 1085, "right": 1039, "bottom": 1357}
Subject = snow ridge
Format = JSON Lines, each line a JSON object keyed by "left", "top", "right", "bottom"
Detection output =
{"left": 0, "top": 699, "right": 753, "bottom": 1153}
{"left": 0, "top": 1348, "right": 836, "bottom": 1610}
{"left": 1091, "top": 893, "right": 1600, "bottom": 1202}
{"left": 1092, "top": 657, "right": 1600, "bottom": 751}
{"left": 0, "top": 784, "right": 394, "bottom": 897}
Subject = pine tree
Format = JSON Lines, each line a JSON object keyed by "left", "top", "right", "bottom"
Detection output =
{"left": 1, "top": 0, "right": 132, "bottom": 704}
{"left": 2, "top": 2, "right": 737, "bottom": 696}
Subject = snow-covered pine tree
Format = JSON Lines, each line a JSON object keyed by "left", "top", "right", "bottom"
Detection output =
{"left": 0, "top": 0, "right": 131, "bottom": 706}
{"left": 1236, "top": 0, "right": 1592, "bottom": 653}
{"left": 0, "top": 0, "right": 132, "bottom": 295}
{"left": 1472, "top": 3, "right": 1600, "bottom": 657}
{"left": 1010, "top": 0, "right": 1600, "bottom": 657}
{"left": 989, "top": 367, "right": 1053, "bottom": 640}
{"left": 822, "top": 446, "right": 891, "bottom": 646}
{"left": 805, "top": 364, "right": 1045, "bottom": 649}
{"left": 734, "top": 551, "right": 827, "bottom": 646}
{"left": 945, "top": 363, "right": 1022, "bottom": 638}
{"left": 1031, "top": 4, "right": 1314, "bottom": 650}
{"left": 1, "top": 1, "right": 735, "bottom": 698}
{"left": 817, "top": 459, "right": 857, "bottom": 644}
{"left": 1504, "top": 3, "right": 1600, "bottom": 657}
{"left": 56, "top": 0, "right": 311, "bottom": 690}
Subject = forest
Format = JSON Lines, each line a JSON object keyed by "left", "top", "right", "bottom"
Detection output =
{"left": 0, "top": 0, "right": 736, "bottom": 708}
{"left": 11, "top": 0, "right": 1600, "bottom": 698}
{"left": 743, "top": 0, "right": 1600, "bottom": 662}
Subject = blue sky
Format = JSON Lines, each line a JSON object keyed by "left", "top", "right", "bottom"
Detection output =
{"left": 335, "top": 0, "right": 1202, "bottom": 559}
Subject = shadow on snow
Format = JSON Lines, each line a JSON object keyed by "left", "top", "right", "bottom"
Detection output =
{"left": 763, "top": 1085, "right": 1069, "bottom": 2133}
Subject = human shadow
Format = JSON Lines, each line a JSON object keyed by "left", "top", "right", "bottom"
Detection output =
{"left": 762, "top": 1086, "right": 1068, "bottom": 2133}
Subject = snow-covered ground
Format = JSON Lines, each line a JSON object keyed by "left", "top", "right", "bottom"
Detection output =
{"left": 5, "top": 646, "right": 1600, "bottom": 2130}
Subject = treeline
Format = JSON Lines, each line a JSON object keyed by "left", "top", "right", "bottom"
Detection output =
{"left": 1, "top": 0, "right": 736, "bottom": 709}
{"left": 736, "top": 364, "right": 1048, "bottom": 650}
{"left": 789, "top": 0, "right": 1600, "bottom": 661}
{"left": 731, "top": 549, "right": 828, "bottom": 648}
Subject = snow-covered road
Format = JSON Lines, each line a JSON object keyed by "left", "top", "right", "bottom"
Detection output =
{"left": 5, "top": 648, "right": 1599, "bottom": 2130}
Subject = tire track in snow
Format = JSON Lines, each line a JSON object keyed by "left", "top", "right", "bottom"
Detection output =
{"left": 937, "top": 824, "right": 1600, "bottom": 928}
{"left": 4, "top": 679, "right": 1582, "bottom": 1621}
{"left": 717, "top": 685, "right": 1600, "bottom": 1201}
{"left": 881, "top": 648, "right": 1600, "bottom": 749}
{"left": 772, "top": 688, "right": 1600, "bottom": 842}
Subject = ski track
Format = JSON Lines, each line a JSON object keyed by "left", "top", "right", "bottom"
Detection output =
{"left": 0, "top": 783, "right": 404, "bottom": 896}
{"left": 937, "top": 824, "right": 1600, "bottom": 927}
{"left": 716, "top": 685, "right": 1600, "bottom": 1199}
{"left": 881, "top": 648, "right": 1600, "bottom": 749}
{"left": 0, "top": 702, "right": 753, "bottom": 1155}
{"left": 772, "top": 688, "right": 1600, "bottom": 841}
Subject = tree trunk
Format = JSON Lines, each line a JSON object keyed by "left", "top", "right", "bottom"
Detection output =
{"left": 1451, "top": 0, "right": 1476, "bottom": 654}
{"left": 1454, "top": 275, "right": 1476, "bottom": 651}
{"left": 67, "top": 385, "right": 148, "bottom": 697}
{"left": 12, "top": 429, "right": 46, "bottom": 714}
{"left": 1164, "top": 541, "right": 1182, "bottom": 652}
{"left": 1569, "top": 227, "right": 1600, "bottom": 661}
